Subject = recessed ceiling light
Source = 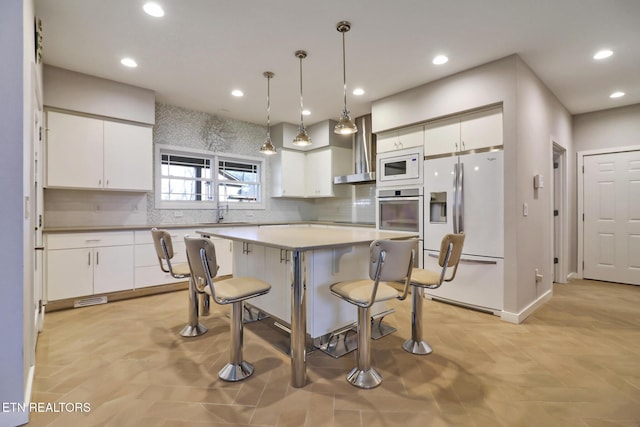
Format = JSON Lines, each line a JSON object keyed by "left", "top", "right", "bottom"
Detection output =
{"left": 231, "top": 89, "right": 244, "bottom": 97}
{"left": 302, "top": 109, "right": 311, "bottom": 116}
{"left": 593, "top": 49, "right": 613, "bottom": 60}
{"left": 120, "top": 57, "right": 138, "bottom": 68}
{"left": 143, "top": 2, "right": 165, "bottom": 17}
{"left": 352, "top": 88, "right": 365, "bottom": 96}
{"left": 610, "top": 91, "right": 625, "bottom": 98}
{"left": 433, "top": 55, "right": 448, "bottom": 65}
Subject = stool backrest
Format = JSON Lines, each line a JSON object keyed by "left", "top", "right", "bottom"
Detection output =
{"left": 370, "top": 239, "right": 416, "bottom": 282}
{"left": 184, "top": 236, "right": 219, "bottom": 298}
{"left": 151, "top": 228, "right": 174, "bottom": 260}
{"left": 438, "top": 233, "right": 465, "bottom": 282}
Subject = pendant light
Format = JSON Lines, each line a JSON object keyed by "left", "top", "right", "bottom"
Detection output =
{"left": 260, "top": 71, "right": 277, "bottom": 155}
{"left": 334, "top": 21, "right": 358, "bottom": 135}
{"left": 292, "top": 50, "right": 312, "bottom": 147}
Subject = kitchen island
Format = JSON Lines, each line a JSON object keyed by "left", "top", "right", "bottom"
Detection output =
{"left": 197, "top": 224, "right": 418, "bottom": 388}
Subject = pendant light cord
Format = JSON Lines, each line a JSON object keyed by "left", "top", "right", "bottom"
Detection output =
{"left": 342, "top": 30, "right": 348, "bottom": 113}
{"left": 299, "top": 55, "right": 305, "bottom": 127}
{"left": 266, "top": 74, "right": 271, "bottom": 138}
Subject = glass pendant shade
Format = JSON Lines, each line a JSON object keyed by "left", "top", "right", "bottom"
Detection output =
{"left": 293, "top": 50, "right": 312, "bottom": 147}
{"left": 335, "top": 21, "right": 357, "bottom": 135}
{"left": 260, "top": 71, "right": 277, "bottom": 155}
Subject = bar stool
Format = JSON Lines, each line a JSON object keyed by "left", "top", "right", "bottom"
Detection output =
{"left": 402, "top": 233, "right": 465, "bottom": 355}
{"left": 151, "top": 228, "right": 208, "bottom": 337}
{"left": 330, "top": 239, "right": 416, "bottom": 389}
{"left": 184, "top": 236, "right": 271, "bottom": 382}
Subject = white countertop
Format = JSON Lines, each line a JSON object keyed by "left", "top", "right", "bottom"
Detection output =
{"left": 197, "top": 225, "right": 417, "bottom": 251}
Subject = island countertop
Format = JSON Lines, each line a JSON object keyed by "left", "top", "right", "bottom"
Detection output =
{"left": 196, "top": 225, "right": 418, "bottom": 250}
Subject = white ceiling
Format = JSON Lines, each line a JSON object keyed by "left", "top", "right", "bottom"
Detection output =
{"left": 35, "top": 0, "right": 640, "bottom": 127}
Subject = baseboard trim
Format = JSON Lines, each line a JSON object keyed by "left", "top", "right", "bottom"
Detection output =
{"left": 567, "top": 271, "right": 580, "bottom": 281}
{"left": 500, "top": 289, "right": 553, "bottom": 324}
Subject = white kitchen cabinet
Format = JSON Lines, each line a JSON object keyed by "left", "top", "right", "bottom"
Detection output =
{"left": 305, "top": 147, "right": 351, "bottom": 197}
{"left": 272, "top": 147, "right": 351, "bottom": 198}
{"left": 45, "top": 231, "right": 134, "bottom": 301}
{"left": 271, "top": 149, "right": 306, "bottom": 197}
{"left": 46, "top": 111, "right": 152, "bottom": 191}
{"left": 250, "top": 247, "right": 291, "bottom": 322}
{"left": 46, "top": 111, "right": 103, "bottom": 189}
{"left": 376, "top": 125, "right": 424, "bottom": 153}
{"left": 46, "top": 248, "right": 94, "bottom": 300}
{"left": 133, "top": 228, "right": 233, "bottom": 289}
{"left": 424, "top": 107, "right": 503, "bottom": 156}
{"left": 103, "top": 121, "right": 153, "bottom": 191}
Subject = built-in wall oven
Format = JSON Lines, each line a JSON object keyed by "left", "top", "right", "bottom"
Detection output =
{"left": 376, "top": 186, "right": 424, "bottom": 267}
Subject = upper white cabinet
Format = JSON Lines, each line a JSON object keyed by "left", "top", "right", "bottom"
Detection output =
{"left": 46, "top": 111, "right": 153, "bottom": 191}
{"left": 272, "top": 147, "right": 351, "bottom": 198}
{"left": 376, "top": 125, "right": 424, "bottom": 153}
{"left": 424, "top": 107, "right": 503, "bottom": 156}
{"left": 271, "top": 149, "right": 306, "bottom": 197}
{"left": 305, "top": 147, "right": 351, "bottom": 197}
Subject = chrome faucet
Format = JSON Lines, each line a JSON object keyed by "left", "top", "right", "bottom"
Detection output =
{"left": 215, "top": 200, "right": 229, "bottom": 223}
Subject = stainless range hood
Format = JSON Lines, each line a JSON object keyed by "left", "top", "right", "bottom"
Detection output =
{"left": 333, "top": 114, "right": 376, "bottom": 184}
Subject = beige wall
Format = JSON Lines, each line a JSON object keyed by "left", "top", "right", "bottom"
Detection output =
{"left": 573, "top": 104, "right": 640, "bottom": 152}
{"left": 43, "top": 65, "right": 156, "bottom": 125}
{"left": 513, "top": 57, "right": 572, "bottom": 311}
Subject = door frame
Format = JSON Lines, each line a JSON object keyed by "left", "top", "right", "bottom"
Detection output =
{"left": 551, "top": 141, "right": 568, "bottom": 283}
{"left": 577, "top": 145, "right": 640, "bottom": 279}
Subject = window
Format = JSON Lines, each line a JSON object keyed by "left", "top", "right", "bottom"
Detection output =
{"left": 156, "top": 145, "right": 265, "bottom": 209}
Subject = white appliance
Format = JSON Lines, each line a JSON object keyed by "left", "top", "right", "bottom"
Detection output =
{"left": 376, "top": 146, "right": 423, "bottom": 188}
{"left": 423, "top": 150, "right": 504, "bottom": 313}
{"left": 376, "top": 186, "right": 423, "bottom": 267}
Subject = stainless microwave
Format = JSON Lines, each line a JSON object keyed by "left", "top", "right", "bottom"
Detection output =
{"left": 376, "top": 146, "right": 423, "bottom": 187}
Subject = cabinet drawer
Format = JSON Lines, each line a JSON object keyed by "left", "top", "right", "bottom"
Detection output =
{"left": 135, "top": 242, "right": 188, "bottom": 267}
{"left": 134, "top": 228, "right": 199, "bottom": 245}
{"left": 47, "top": 231, "right": 134, "bottom": 250}
{"left": 135, "top": 266, "right": 186, "bottom": 289}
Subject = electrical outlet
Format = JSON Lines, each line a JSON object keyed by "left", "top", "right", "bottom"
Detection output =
{"left": 174, "top": 211, "right": 183, "bottom": 218}
{"left": 523, "top": 203, "right": 528, "bottom": 217}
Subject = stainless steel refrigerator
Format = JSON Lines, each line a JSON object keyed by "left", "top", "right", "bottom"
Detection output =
{"left": 423, "top": 150, "right": 504, "bottom": 313}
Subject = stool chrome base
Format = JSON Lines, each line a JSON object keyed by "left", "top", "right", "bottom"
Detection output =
{"left": 218, "top": 361, "right": 254, "bottom": 382}
{"left": 402, "top": 339, "right": 433, "bottom": 355}
{"left": 346, "top": 367, "right": 383, "bottom": 389}
{"left": 180, "top": 323, "right": 208, "bottom": 337}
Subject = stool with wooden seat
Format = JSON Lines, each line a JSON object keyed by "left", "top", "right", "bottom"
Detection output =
{"left": 184, "top": 235, "right": 271, "bottom": 382}
{"left": 402, "top": 233, "right": 465, "bottom": 355}
{"left": 329, "top": 239, "right": 416, "bottom": 389}
{"left": 151, "top": 228, "right": 208, "bottom": 337}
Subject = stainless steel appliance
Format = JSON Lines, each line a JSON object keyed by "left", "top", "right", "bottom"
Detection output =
{"left": 423, "top": 150, "right": 504, "bottom": 313}
{"left": 377, "top": 186, "right": 424, "bottom": 267}
{"left": 376, "top": 146, "right": 423, "bottom": 188}
{"left": 333, "top": 115, "right": 376, "bottom": 184}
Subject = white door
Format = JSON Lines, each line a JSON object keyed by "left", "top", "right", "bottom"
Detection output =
{"left": 583, "top": 150, "right": 640, "bottom": 285}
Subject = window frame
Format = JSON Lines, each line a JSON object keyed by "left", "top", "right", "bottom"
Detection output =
{"left": 155, "top": 144, "right": 266, "bottom": 210}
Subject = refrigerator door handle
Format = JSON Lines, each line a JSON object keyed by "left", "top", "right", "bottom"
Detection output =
{"left": 452, "top": 163, "right": 459, "bottom": 233}
{"left": 426, "top": 253, "right": 497, "bottom": 265}
{"left": 458, "top": 162, "right": 464, "bottom": 233}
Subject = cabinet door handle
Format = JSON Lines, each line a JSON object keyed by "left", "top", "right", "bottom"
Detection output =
{"left": 96, "top": 251, "right": 99, "bottom": 265}
{"left": 99, "top": 179, "right": 102, "bottom": 186}
{"left": 462, "top": 141, "right": 466, "bottom": 150}
{"left": 88, "top": 252, "right": 91, "bottom": 266}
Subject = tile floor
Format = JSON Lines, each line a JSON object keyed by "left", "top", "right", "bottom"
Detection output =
{"left": 28, "top": 279, "right": 640, "bottom": 426}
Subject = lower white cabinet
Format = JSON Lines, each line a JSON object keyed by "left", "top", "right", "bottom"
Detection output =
{"left": 134, "top": 228, "right": 233, "bottom": 289}
{"left": 46, "top": 228, "right": 234, "bottom": 301}
{"left": 45, "top": 231, "right": 134, "bottom": 301}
